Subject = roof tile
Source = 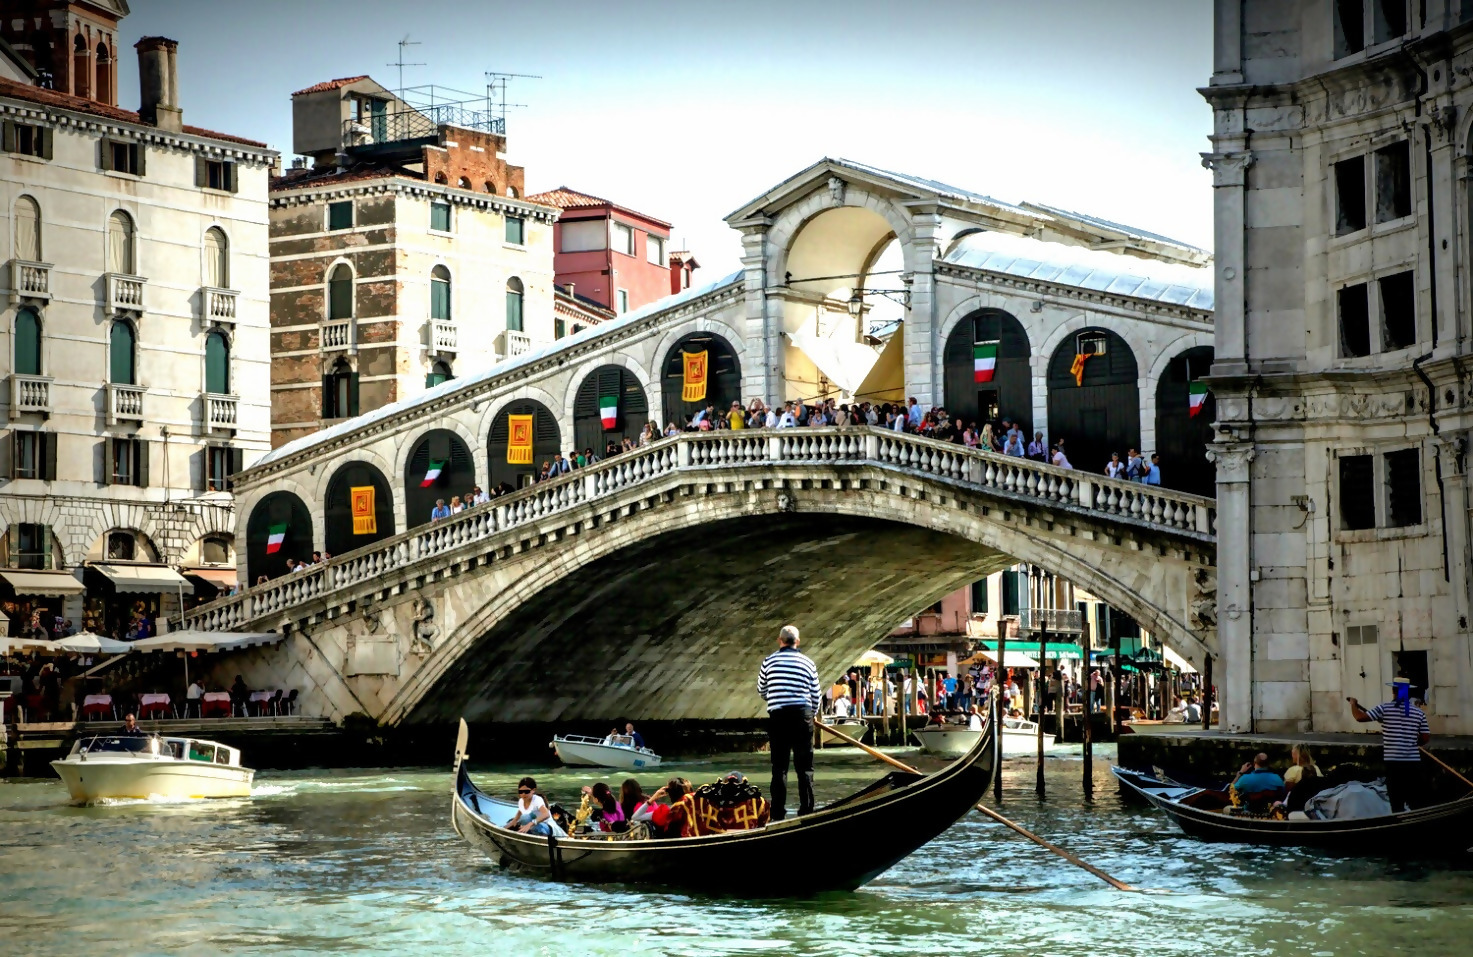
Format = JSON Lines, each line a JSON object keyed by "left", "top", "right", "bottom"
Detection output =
{"left": 291, "top": 76, "right": 371, "bottom": 97}
{"left": 525, "top": 186, "right": 611, "bottom": 209}
{"left": 0, "top": 77, "right": 268, "bottom": 148}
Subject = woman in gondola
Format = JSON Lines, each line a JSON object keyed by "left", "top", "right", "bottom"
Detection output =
{"left": 1280, "top": 744, "right": 1327, "bottom": 816}
{"left": 506, "top": 777, "right": 555, "bottom": 836}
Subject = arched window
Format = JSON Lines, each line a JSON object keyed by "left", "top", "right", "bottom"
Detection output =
{"left": 14, "top": 308, "right": 41, "bottom": 376}
{"left": 323, "top": 356, "right": 358, "bottom": 419}
{"left": 426, "top": 359, "right": 452, "bottom": 388}
{"left": 506, "top": 277, "right": 524, "bottom": 332}
{"left": 205, "top": 226, "right": 229, "bottom": 288}
{"left": 109, "top": 320, "right": 135, "bottom": 385}
{"left": 430, "top": 265, "right": 451, "bottom": 321}
{"left": 328, "top": 264, "right": 353, "bottom": 320}
{"left": 72, "top": 33, "right": 89, "bottom": 99}
{"left": 107, "top": 210, "right": 135, "bottom": 274}
{"left": 205, "top": 329, "right": 229, "bottom": 394}
{"left": 507, "top": 186, "right": 519, "bottom": 198}
{"left": 434, "top": 171, "right": 448, "bottom": 184}
{"left": 483, "top": 181, "right": 496, "bottom": 194}
{"left": 94, "top": 41, "right": 110, "bottom": 104}
{"left": 457, "top": 176, "right": 471, "bottom": 189}
{"left": 201, "top": 536, "right": 230, "bottom": 564}
{"left": 15, "top": 196, "right": 41, "bottom": 261}
{"left": 106, "top": 530, "right": 135, "bottom": 560}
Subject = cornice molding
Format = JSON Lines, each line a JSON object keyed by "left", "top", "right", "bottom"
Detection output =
{"left": 935, "top": 261, "right": 1213, "bottom": 326}
{"left": 0, "top": 97, "right": 276, "bottom": 163}
{"left": 269, "top": 177, "right": 559, "bottom": 223}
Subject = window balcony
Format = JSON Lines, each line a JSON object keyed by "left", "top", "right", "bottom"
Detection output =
{"left": 10, "top": 374, "right": 52, "bottom": 417}
{"left": 428, "top": 319, "right": 457, "bottom": 356}
{"left": 203, "top": 392, "right": 238, "bottom": 433}
{"left": 322, "top": 320, "right": 356, "bottom": 352}
{"left": 106, "top": 272, "right": 145, "bottom": 313}
{"left": 106, "top": 383, "right": 144, "bottom": 425}
{"left": 1018, "top": 608, "right": 1084, "bottom": 633}
{"left": 10, "top": 259, "right": 51, "bottom": 302}
{"left": 498, "top": 329, "right": 531, "bottom": 360}
{"left": 203, "top": 286, "right": 239, "bottom": 324}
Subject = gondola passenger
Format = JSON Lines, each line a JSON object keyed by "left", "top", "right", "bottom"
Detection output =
{"left": 1230, "top": 753, "right": 1284, "bottom": 810}
{"left": 581, "top": 782, "right": 625, "bottom": 831}
{"left": 619, "top": 779, "right": 648, "bottom": 823}
{"left": 506, "top": 776, "right": 555, "bottom": 836}
{"left": 1280, "top": 744, "right": 1326, "bottom": 815}
{"left": 645, "top": 778, "right": 695, "bottom": 838}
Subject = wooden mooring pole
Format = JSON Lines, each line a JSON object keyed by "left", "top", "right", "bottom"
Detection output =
{"left": 994, "top": 626, "right": 1007, "bottom": 803}
{"left": 1036, "top": 617, "right": 1048, "bottom": 797}
{"left": 1202, "top": 654, "right": 1213, "bottom": 731}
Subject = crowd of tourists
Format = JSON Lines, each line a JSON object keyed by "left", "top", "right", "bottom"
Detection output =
{"left": 507, "top": 771, "right": 770, "bottom": 840}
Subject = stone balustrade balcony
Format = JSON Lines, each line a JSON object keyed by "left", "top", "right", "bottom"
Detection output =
{"left": 106, "top": 272, "right": 145, "bottom": 313}
{"left": 203, "top": 286, "right": 239, "bottom": 324}
{"left": 499, "top": 329, "right": 531, "bottom": 360}
{"left": 1018, "top": 608, "right": 1084, "bottom": 633}
{"left": 10, "top": 374, "right": 52, "bottom": 417}
{"left": 204, "top": 392, "right": 238, "bottom": 433}
{"left": 322, "top": 320, "right": 355, "bottom": 352}
{"left": 429, "top": 320, "right": 457, "bottom": 356}
{"left": 106, "top": 382, "right": 145, "bottom": 425}
{"left": 10, "top": 259, "right": 51, "bottom": 302}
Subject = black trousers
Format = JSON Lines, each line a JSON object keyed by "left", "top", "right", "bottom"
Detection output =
{"left": 768, "top": 705, "right": 815, "bottom": 819}
{"left": 1384, "top": 759, "right": 1426, "bottom": 812}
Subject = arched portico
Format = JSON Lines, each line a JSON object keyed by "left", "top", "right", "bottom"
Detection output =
{"left": 1155, "top": 345, "right": 1217, "bottom": 497}
{"left": 404, "top": 428, "right": 474, "bottom": 525}
{"left": 245, "top": 491, "right": 313, "bottom": 580}
{"left": 942, "top": 308, "right": 1031, "bottom": 434}
{"left": 324, "top": 461, "right": 395, "bottom": 556}
{"left": 1046, "top": 327, "right": 1140, "bottom": 473}
{"left": 660, "top": 331, "right": 741, "bottom": 428}
{"left": 572, "top": 364, "right": 649, "bottom": 454}
{"left": 487, "top": 400, "right": 560, "bottom": 488}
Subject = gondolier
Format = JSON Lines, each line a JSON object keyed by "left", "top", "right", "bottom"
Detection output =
{"left": 1348, "top": 676, "right": 1431, "bottom": 812}
{"left": 757, "top": 624, "right": 821, "bottom": 820}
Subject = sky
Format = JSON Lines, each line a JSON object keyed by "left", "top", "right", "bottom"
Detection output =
{"left": 118, "top": 0, "right": 1215, "bottom": 276}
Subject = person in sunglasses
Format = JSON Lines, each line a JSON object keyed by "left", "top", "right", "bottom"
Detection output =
{"left": 506, "top": 777, "right": 554, "bottom": 836}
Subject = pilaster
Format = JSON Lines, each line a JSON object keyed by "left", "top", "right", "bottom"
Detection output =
{"left": 1207, "top": 440, "right": 1255, "bottom": 732}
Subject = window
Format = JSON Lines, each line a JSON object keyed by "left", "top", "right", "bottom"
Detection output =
{"left": 430, "top": 266, "right": 451, "bottom": 321}
{"left": 1372, "top": 0, "right": 1408, "bottom": 43}
{"left": 205, "top": 330, "right": 230, "bottom": 394}
{"left": 1339, "top": 282, "right": 1371, "bottom": 357}
{"left": 970, "top": 579, "right": 989, "bottom": 614}
{"left": 647, "top": 234, "right": 665, "bottom": 265}
{"left": 1334, "top": 155, "right": 1367, "bottom": 234}
{"left": 103, "top": 140, "right": 143, "bottom": 175}
{"left": 430, "top": 200, "right": 451, "bottom": 232}
{"left": 14, "top": 308, "right": 41, "bottom": 376}
{"left": 201, "top": 536, "right": 230, "bottom": 563}
{"left": 612, "top": 221, "right": 634, "bottom": 255}
{"left": 14, "top": 195, "right": 40, "bottom": 261}
{"left": 109, "top": 321, "right": 136, "bottom": 385}
{"left": 1385, "top": 447, "right": 1421, "bottom": 526}
{"left": 1345, "top": 623, "right": 1379, "bottom": 646}
{"left": 107, "top": 210, "right": 135, "bottom": 275}
{"left": 1334, "top": 0, "right": 1367, "bottom": 57}
{"left": 1379, "top": 270, "right": 1416, "bottom": 350}
{"left": 205, "top": 445, "right": 242, "bottom": 492}
{"left": 505, "top": 215, "right": 525, "bottom": 245}
{"left": 506, "top": 277, "right": 524, "bottom": 332}
{"left": 616, "top": 289, "right": 629, "bottom": 314}
{"left": 328, "top": 264, "right": 353, "bottom": 320}
{"left": 12, "top": 431, "right": 56, "bottom": 480}
{"left": 457, "top": 176, "right": 471, "bottom": 189}
{"left": 106, "top": 531, "right": 135, "bottom": 560}
{"left": 426, "top": 359, "right": 452, "bottom": 388}
{"left": 1077, "top": 332, "right": 1107, "bottom": 356}
{"left": 1375, "top": 141, "right": 1411, "bottom": 222}
{"left": 328, "top": 201, "right": 354, "bottom": 231}
{"left": 196, "top": 158, "right": 237, "bottom": 192}
{"left": 95, "top": 41, "right": 110, "bottom": 104}
{"left": 561, "top": 219, "right": 607, "bottom": 252}
{"left": 13, "top": 523, "right": 51, "bottom": 570}
{"left": 554, "top": 318, "right": 566, "bottom": 339}
{"left": 1001, "top": 570, "right": 1020, "bottom": 616}
{"left": 204, "top": 227, "right": 229, "bottom": 289}
{"left": 1339, "top": 454, "right": 1376, "bottom": 530}
{"left": 323, "top": 357, "right": 358, "bottom": 419}
{"left": 106, "top": 437, "right": 147, "bottom": 487}
{"left": 2, "top": 121, "right": 50, "bottom": 159}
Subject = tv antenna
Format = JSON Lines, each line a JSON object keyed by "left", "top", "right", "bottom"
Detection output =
{"left": 484, "top": 70, "right": 541, "bottom": 133}
{"left": 390, "top": 36, "right": 425, "bottom": 92}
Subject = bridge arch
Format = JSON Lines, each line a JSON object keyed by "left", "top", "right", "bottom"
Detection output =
{"left": 765, "top": 183, "right": 922, "bottom": 288}
{"left": 660, "top": 330, "right": 742, "bottom": 428}
{"left": 1154, "top": 344, "right": 1217, "bottom": 497}
{"left": 404, "top": 428, "right": 475, "bottom": 524}
{"left": 571, "top": 364, "right": 649, "bottom": 454}
{"left": 324, "top": 460, "right": 395, "bottom": 556}
{"left": 487, "top": 399, "right": 561, "bottom": 488}
{"left": 245, "top": 491, "right": 313, "bottom": 580}
{"left": 941, "top": 308, "right": 1032, "bottom": 434}
{"left": 1046, "top": 326, "right": 1140, "bottom": 474}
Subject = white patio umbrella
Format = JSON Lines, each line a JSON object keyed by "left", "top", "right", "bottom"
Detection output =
{"left": 54, "top": 631, "right": 133, "bottom": 655}
{"left": 0, "top": 635, "right": 56, "bottom": 654}
{"left": 854, "top": 649, "right": 894, "bottom": 667}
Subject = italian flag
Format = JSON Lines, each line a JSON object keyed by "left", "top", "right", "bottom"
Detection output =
{"left": 600, "top": 395, "right": 618, "bottom": 429}
{"left": 421, "top": 460, "right": 446, "bottom": 487}
{"left": 973, "top": 341, "right": 998, "bottom": 383}
{"left": 1188, "top": 381, "right": 1209, "bottom": 418}
{"left": 265, "top": 524, "right": 288, "bottom": 554}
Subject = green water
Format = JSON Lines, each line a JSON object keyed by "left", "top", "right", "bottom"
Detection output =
{"left": 2, "top": 744, "right": 1471, "bottom": 956}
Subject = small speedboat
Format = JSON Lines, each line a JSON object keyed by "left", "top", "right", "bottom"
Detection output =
{"left": 1001, "top": 717, "right": 1056, "bottom": 756}
{"left": 550, "top": 733, "right": 662, "bottom": 770}
{"left": 824, "top": 716, "right": 870, "bottom": 743}
{"left": 51, "top": 733, "right": 254, "bottom": 802}
{"left": 911, "top": 723, "right": 983, "bottom": 756}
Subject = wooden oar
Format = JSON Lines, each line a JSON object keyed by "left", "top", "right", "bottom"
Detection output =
{"left": 1421, "top": 747, "right": 1473, "bottom": 791}
{"left": 816, "top": 719, "right": 1136, "bottom": 891}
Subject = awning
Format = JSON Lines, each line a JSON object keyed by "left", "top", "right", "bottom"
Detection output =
{"left": 91, "top": 563, "right": 194, "bottom": 595}
{"left": 182, "top": 567, "right": 238, "bottom": 590}
{"left": 977, "top": 649, "right": 1041, "bottom": 668}
{"left": 130, "top": 630, "right": 284, "bottom": 653}
{"left": 1, "top": 635, "right": 56, "bottom": 653}
{"left": 1162, "top": 645, "right": 1197, "bottom": 674}
{"left": 54, "top": 632, "right": 133, "bottom": 655}
{"left": 852, "top": 323, "right": 906, "bottom": 402}
{"left": 854, "top": 649, "right": 894, "bottom": 667}
{"left": 980, "top": 640, "right": 1084, "bottom": 661}
{"left": 0, "top": 570, "right": 84, "bottom": 596}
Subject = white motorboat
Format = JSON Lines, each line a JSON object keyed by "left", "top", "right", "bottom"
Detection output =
{"left": 1002, "top": 717, "right": 1056, "bottom": 756}
{"left": 911, "top": 723, "right": 983, "bottom": 757}
{"left": 51, "top": 733, "right": 254, "bottom": 803}
{"left": 820, "top": 715, "right": 870, "bottom": 745}
{"left": 550, "top": 734, "right": 662, "bottom": 770}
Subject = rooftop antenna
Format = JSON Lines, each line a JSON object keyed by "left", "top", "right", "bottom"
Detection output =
{"left": 390, "top": 36, "right": 425, "bottom": 93}
{"left": 484, "top": 70, "right": 541, "bottom": 134}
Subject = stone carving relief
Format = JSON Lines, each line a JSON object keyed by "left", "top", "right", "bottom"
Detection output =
{"left": 1189, "top": 568, "right": 1217, "bottom": 630}
{"left": 827, "top": 176, "right": 845, "bottom": 205}
{"left": 345, "top": 610, "right": 399, "bottom": 677}
{"left": 410, "top": 597, "right": 440, "bottom": 655}
{"left": 1302, "top": 391, "right": 1422, "bottom": 420}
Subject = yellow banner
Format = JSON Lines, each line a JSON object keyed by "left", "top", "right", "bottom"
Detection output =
{"left": 682, "top": 350, "right": 708, "bottom": 402}
{"left": 1070, "top": 351, "right": 1091, "bottom": 387}
{"left": 350, "top": 485, "right": 376, "bottom": 535}
{"left": 507, "top": 414, "right": 534, "bottom": 465}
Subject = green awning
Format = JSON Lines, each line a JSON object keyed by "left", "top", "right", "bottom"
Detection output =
{"left": 980, "top": 640, "right": 1083, "bottom": 660}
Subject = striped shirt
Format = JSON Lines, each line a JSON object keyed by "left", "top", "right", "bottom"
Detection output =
{"left": 757, "top": 646, "right": 821, "bottom": 712}
{"left": 1366, "top": 701, "right": 1430, "bottom": 762}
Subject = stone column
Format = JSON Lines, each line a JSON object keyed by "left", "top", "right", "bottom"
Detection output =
{"left": 1201, "top": 149, "right": 1253, "bottom": 375}
{"left": 1207, "top": 441, "right": 1254, "bottom": 732}
{"left": 903, "top": 206, "right": 942, "bottom": 409}
{"left": 735, "top": 220, "right": 779, "bottom": 406}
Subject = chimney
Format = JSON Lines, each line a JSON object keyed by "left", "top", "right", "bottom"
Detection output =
{"left": 135, "top": 37, "right": 182, "bottom": 132}
{"left": 566, "top": 283, "right": 575, "bottom": 301}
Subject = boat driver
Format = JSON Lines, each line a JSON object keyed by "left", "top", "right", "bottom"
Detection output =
{"left": 118, "top": 713, "right": 146, "bottom": 737}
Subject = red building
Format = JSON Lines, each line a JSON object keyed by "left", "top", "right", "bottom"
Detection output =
{"left": 527, "top": 187, "right": 697, "bottom": 314}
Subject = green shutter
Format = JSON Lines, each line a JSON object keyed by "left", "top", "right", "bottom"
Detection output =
{"left": 195, "top": 156, "right": 208, "bottom": 188}
{"left": 348, "top": 371, "right": 360, "bottom": 416}
{"left": 329, "top": 201, "right": 353, "bottom": 230}
{"left": 505, "top": 216, "right": 524, "bottom": 244}
{"left": 205, "top": 331, "right": 229, "bottom": 394}
{"left": 431, "top": 278, "right": 450, "bottom": 320}
{"left": 136, "top": 439, "right": 150, "bottom": 488}
{"left": 226, "top": 162, "right": 238, "bottom": 193}
{"left": 14, "top": 308, "right": 40, "bottom": 376}
{"left": 99, "top": 140, "right": 113, "bottom": 171}
{"left": 329, "top": 271, "right": 352, "bottom": 319}
{"left": 134, "top": 144, "right": 145, "bottom": 177}
{"left": 41, "top": 431, "right": 56, "bottom": 481}
{"left": 109, "top": 322, "right": 135, "bottom": 384}
{"left": 506, "top": 291, "right": 523, "bottom": 332}
{"left": 2, "top": 121, "right": 14, "bottom": 154}
{"left": 39, "top": 128, "right": 52, "bottom": 160}
{"left": 431, "top": 202, "right": 450, "bottom": 232}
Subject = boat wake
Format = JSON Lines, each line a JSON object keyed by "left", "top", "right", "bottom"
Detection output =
{"left": 85, "top": 794, "right": 207, "bottom": 807}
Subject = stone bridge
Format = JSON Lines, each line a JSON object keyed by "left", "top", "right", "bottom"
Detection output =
{"left": 183, "top": 430, "right": 1217, "bottom": 726}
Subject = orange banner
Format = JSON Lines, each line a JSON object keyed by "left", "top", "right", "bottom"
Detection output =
{"left": 507, "top": 414, "right": 534, "bottom": 465}
{"left": 350, "top": 485, "right": 376, "bottom": 535}
{"left": 1070, "top": 351, "right": 1091, "bottom": 387}
{"left": 682, "top": 350, "right": 708, "bottom": 402}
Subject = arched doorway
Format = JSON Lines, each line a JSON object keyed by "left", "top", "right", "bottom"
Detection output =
{"left": 1046, "top": 328, "right": 1139, "bottom": 473}
{"left": 246, "top": 491, "right": 313, "bottom": 581}
{"left": 405, "top": 429, "right": 475, "bottom": 525}
{"left": 942, "top": 309, "right": 1031, "bottom": 433}
{"left": 1154, "top": 346, "right": 1216, "bottom": 497}
{"left": 324, "top": 461, "right": 395, "bottom": 556}
{"left": 661, "top": 332, "right": 741, "bottom": 428}
{"left": 573, "top": 365, "right": 648, "bottom": 454}
{"left": 487, "top": 401, "right": 560, "bottom": 489}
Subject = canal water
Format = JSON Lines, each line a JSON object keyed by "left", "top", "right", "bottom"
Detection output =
{"left": 2, "top": 743, "right": 1471, "bottom": 956}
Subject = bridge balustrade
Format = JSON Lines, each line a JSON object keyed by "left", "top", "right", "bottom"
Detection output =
{"left": 179, "top": 428, "right": 1215, "bottom": 633}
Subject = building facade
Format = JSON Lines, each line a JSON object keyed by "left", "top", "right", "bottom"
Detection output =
{"left": 1206, "top": 0, "right": 1473, "bottom": 732}
{"left": 0, "top": 26, "right": 274, "bottom": 636}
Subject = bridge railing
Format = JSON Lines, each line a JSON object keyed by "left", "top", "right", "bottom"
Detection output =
{"left": 178, "top": 428, "right": 1214, "bottom": 632}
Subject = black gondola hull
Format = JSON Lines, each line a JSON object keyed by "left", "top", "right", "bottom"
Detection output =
{"left": 452, "top": 724, "right": 996, "bottom": 893}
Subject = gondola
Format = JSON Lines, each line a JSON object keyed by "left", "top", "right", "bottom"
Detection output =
{"left": 1112, "top": 765, "right": 1473, "bottom": 853}
{"left": 450, "top": 718, "right": 996, "bottom": 893}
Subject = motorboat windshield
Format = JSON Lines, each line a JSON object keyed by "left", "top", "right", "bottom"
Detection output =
{"left": 71, "top": 735, "right": 160, "bottom": 756}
